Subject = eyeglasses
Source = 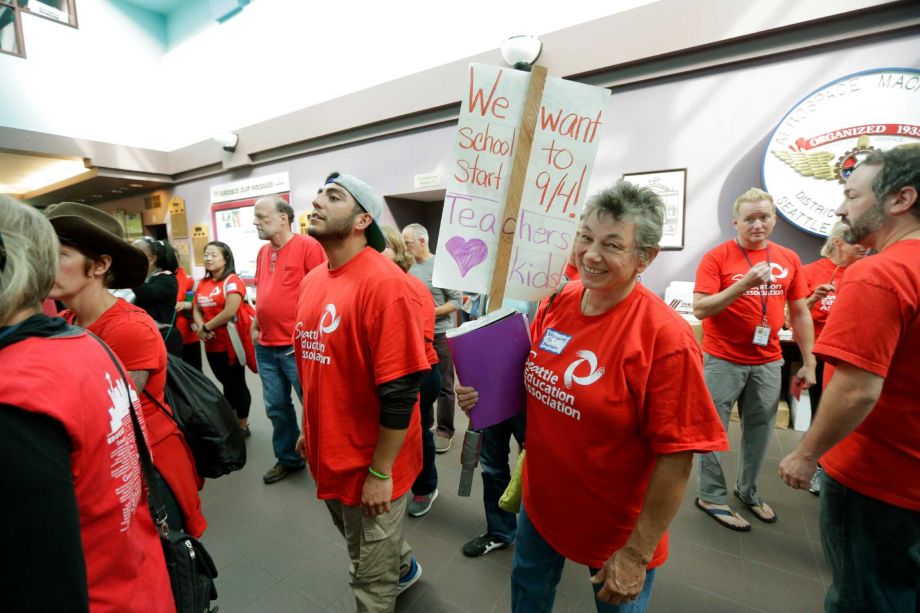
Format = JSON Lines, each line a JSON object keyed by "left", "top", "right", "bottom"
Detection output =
{"left": 0, "top": 232, "right": 6, "bottom": 273}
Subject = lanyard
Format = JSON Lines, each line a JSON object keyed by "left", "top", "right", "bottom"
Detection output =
{"left": 829, "top": 265, "right": 841, "bottom": 287}
{"left": 736, "top": 240, "right": 771, "bottom": 319}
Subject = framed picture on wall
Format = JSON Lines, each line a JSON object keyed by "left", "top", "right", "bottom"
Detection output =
{"left": 622, "top": 168, "right": 687, "bottom": 250}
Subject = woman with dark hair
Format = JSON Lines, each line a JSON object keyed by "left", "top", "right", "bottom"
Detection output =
{"left": 131, "top": 237, "right": 182, "bottom": 355}
{"left": 43, "top": 202, "right": 207, "bottom": 540}
{"left": 193, "top": 240, "right": 252, "bottom": 434}
{"left": 0, "top": 196, "right": 174, "bottom": 612}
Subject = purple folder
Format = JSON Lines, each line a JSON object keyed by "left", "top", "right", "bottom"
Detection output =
{"left": 446, "top": 308, "right": 531, "bottom": 430}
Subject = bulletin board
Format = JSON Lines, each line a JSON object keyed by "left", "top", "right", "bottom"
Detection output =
{"left": 211, "top": 193, "right": 291, "bottom": 280}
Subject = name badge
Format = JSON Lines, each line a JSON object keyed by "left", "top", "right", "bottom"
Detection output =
{"left": 753, "top": 325, "right": 771, "bottom": 346}
{"left": 539, "top": 328, "right": 571, "bottom": 355}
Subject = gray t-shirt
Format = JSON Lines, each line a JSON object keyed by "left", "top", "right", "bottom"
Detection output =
{"left": 410, "top": 256, "right": 462, "bottom": 335}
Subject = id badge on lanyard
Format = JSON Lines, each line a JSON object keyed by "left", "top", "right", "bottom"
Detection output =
{"left": 736, "top": 240, "right": 773, "bottom": 347}
{"left": 753, "top": 317, "right": 771, "bottom": 346}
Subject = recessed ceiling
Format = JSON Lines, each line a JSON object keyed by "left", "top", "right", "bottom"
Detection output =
{"left": 0, "top": 152, "right": 88, "bottom": 196}
{"left": 0, "top": 151, "right": 170, "bottom": 207}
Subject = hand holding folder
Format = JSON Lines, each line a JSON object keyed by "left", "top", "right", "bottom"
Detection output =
{"left": 447, "top": 308, "right": 531, "bottom": 430}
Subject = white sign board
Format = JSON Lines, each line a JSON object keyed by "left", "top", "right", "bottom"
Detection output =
{"left": 433, "top": 63, "right": 610, "bottom": 301}
{"left": 762, "top": 68, "right": 920, "bottom": 237}
{"left": 210, "top": 172, "right": 291, "bottom": 204}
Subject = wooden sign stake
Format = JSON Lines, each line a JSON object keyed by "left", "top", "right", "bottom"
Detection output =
{"left": 486, "top": 64, "right": 548, "bottom": 313}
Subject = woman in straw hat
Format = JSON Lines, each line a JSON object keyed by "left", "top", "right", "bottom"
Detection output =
{"left": 45, "top": 201, "right": 207, "bottom": 537}
{"left": 0, "top": 195, "right": 173, "bottom": 612}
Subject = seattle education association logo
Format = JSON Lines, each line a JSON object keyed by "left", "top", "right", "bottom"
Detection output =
{"left": 762, "top": 67, "right": 920, "bottom": 238}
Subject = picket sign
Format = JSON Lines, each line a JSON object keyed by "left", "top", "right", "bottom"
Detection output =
{"left": 432, "top": 63, "right": 610, "bottom": 305}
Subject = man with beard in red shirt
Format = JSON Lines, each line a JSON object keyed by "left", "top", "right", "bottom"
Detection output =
{"left": 293, "top": 173, "right": 428, "bottom": 612}
{"left": 780, "top": 146, "right": 920, "bottom": 612}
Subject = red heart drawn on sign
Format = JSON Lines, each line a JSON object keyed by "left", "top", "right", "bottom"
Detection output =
{"left": 445, "top": 236, "right": 488, "bottom": 277}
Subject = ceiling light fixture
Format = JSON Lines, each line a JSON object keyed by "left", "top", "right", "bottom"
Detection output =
{"left": 212, "top": 132, "right": 239, "bottom": 153}
{"left": 500, "top": 35, "right": 542, "bottom": 71}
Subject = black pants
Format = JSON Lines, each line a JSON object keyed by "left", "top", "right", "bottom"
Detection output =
{"left": 412, "top": 365, "right": 442, "bottom": 496}
{"left": 181, "top": 342, "right": 202, "bottom": 371}
{"left": 206, "top": 351, "right": 251, "bottom": 419}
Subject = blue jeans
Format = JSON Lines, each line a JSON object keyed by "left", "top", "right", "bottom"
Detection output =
{"left": 255, "top": 344, "right": 305, "bottom": 468}
{"left": 481, "top": 411, "right": 526, "bottom": 543}
{"left": 820, "top": 474, "right": 920, "bottom": 612}
{"left": 412, "top": 365, "right": 441, "bottom": 496}
{"left": 511, "top": 505, "right": 657, "bottom": 613}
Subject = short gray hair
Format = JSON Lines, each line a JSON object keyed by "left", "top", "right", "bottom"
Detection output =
{"left": 261, "top": 195, "right": 294, "bottom": 226}
{"left": 0, "top": 195, "right": 59, "bottom": 322}
{"left": 861, "top": 146, "right": 920, "bottom": 220}
{"left": 581, "top": 180, "right": 665, "bottom": 263}
{"left": 402, "top": 223, "right": 429, "bottom": 242}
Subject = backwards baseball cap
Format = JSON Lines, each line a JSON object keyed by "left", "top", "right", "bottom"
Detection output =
{"left": 325, "top": 172, "right": 386, "bottom": 252}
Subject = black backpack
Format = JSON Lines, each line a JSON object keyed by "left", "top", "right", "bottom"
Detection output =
{"left": 146, "top": 353, "right": 246, "bottom": 478}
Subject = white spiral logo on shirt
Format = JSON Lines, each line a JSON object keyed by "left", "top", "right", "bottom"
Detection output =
{"left": 319, "top": 304, "right": 341, "bottom": 335}
{"left": 770, "top": 263, "right": 788, "bottom": 281}
{"left": 563, "top": 350, "right": 605, "bottom": 389}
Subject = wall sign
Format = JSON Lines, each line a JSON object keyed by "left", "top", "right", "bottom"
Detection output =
{"left": 762, "top": 68, "right": 920, "bottom": 238}
{"left": 210, "top": 172, "right": 290, "bottom": 204}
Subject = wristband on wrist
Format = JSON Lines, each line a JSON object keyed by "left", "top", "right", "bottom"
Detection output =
{"left": 368, "top": 466, "right": 390, "bottom": 480}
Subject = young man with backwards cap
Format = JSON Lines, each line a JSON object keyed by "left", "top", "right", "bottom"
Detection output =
{"left": 293, "top": 172, "right": 428, "bottom": 611}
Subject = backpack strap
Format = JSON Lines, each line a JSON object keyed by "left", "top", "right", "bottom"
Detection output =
{"left": 87, "top": 333, "right": 170, "bottom": 534}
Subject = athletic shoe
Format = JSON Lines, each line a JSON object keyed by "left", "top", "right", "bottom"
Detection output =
{"left": 462, "top": 533, "right": 509, "bottom": 558}
{"left": 262, "top": 462, "right": 305, "bottom": 484}
{"left": 434, "top": 434, "right": 452, "bottom": 454}
{"left": 397, "top": 558, "right": 422, "bottom": 595}
{"left": 408, "top": 489, "right": 439, "bottom": 517}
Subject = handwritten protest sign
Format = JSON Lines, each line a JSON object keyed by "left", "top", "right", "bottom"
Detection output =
{"left": 433, "top": 63, "right": 610, "bottom": 302}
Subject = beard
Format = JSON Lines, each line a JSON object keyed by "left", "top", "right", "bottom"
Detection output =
{"left": 843, "top": 201, "right": 886, "bottom": 244}
{"left": 308, "top": 213, "right": 354, "bottom": 246}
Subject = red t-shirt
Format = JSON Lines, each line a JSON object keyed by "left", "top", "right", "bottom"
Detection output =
{"left": 293, "top": 248, "right": 429, "bottom": 505}
{"left": 254, "top": 234, "right": 326, "bottom": 346}
{"left": 405, "top": 272, "right": 439, "bottom": 366}
{"left": 523, "top": 282, "right": 728, "bottom": 568}
{"left": 695, "top": 240, "right": 808, "bottom": 364}
{"left": 174, "top": 267, "right": 198, "bottom": 345}
{"left": 815, "top": 240, "right": 920, "bottom": 511}
{"left": 1, "top": 332, "right": 175, "bottom": 613}
{"left": 196, "top": 273, "right": 246, "bottom": 354}
{"left": 66, "top": 299, "right": 207, "bottom": 537}
{"left": 802, "top": 257, "right": 847, "bottom": 341}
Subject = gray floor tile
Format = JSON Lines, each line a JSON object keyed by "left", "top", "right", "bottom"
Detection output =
{"left": 211, "top": 557, "right": 282, "bottom": 611}
{"left": 741, "top": 529, "right": 822, "bottom": 582}
{"left": 240, "top": 579, "right": 325, "bottom": 613}
{"left": 648, "top": 579, "right": 748, "bottom": 613}
{"left": 659, "top": 541, "right": 747, "bottom": 604}
{"left": 743, "top": 560, "right": 826, "bottom": 613}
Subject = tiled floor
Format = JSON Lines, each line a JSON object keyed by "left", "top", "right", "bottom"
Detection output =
{"left": 199, "top": 369, "right": 830, "bottom": 612}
